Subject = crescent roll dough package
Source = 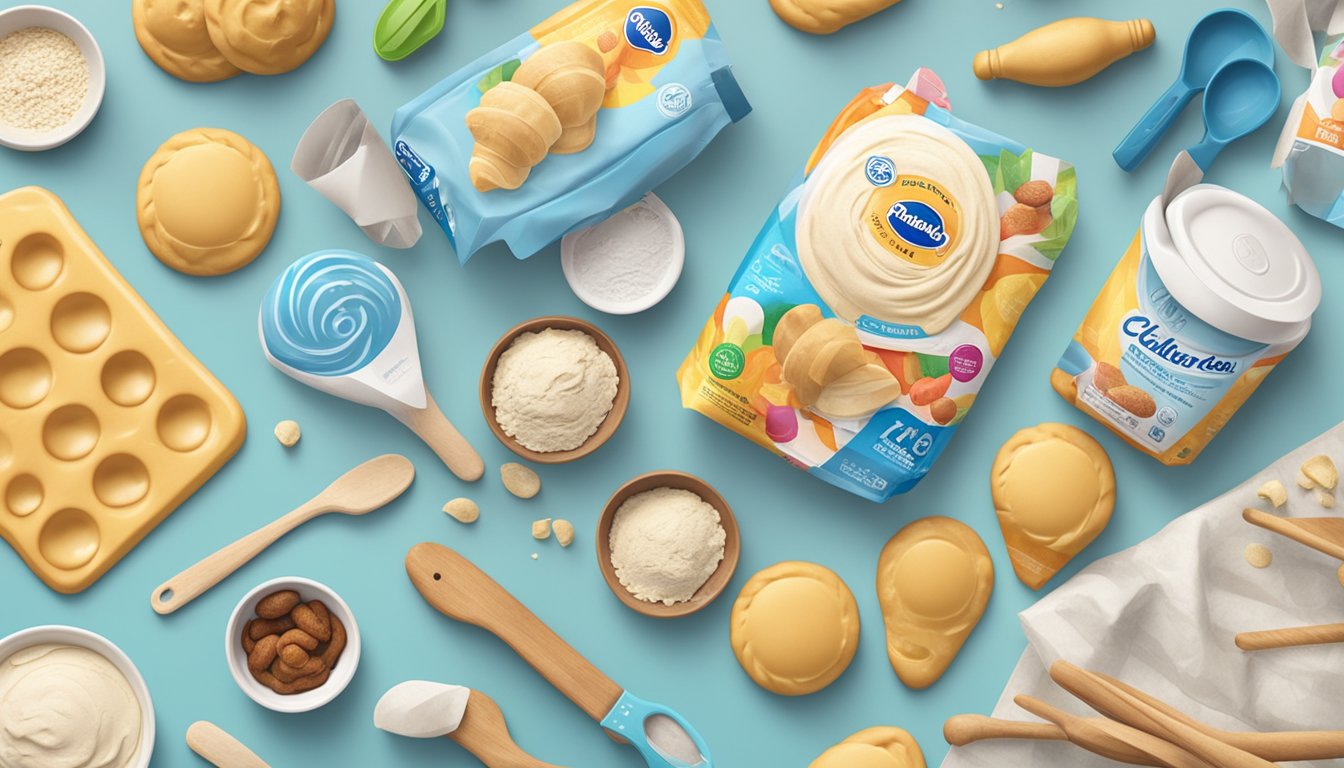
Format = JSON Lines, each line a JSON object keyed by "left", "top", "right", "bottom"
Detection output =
{"left": 391, "top": 0, "right": 750, "bottom": 261}
{"left": 677, "top": 74, "right": 1077, "bottom": 502}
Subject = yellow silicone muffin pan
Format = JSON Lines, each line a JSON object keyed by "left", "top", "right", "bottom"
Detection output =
{"left": 0, "top": 187, "right": 245, "bottom": 594}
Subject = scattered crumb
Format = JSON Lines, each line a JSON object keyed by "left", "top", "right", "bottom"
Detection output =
{"left": 995, "top": 2, "right": 1004, "bottom": 8}
{"left": 443, "top": 498, "right": 479, "bottom": 524}
{"left": 274, "top": 419, "right": 301, "bottom": 447}
{"left": 1244, "top": 543, "right": 1273, "bottom": 569}
{"left": 554, "top": 519, "right": 574, "bottom": 548}
{"left": 1256, "top": 480, "right": 1287, "bottom": 508}
{"left": 1302, "top": 455, "right": 1338, "bottom": 490}
{"left": 501, "top": 463, "right": 541, "bottom": 499}
{"left": 1297, "top": 471, "right": 1316, "bottom": 490}
{"left": 532, "top": 518, "right": 553, "bottom": 540}
{"left": 531, "top": 552, "right": 539, "bottom": 560}
{"left": 1318, "top": 489, "right": 1337, "bottom": 509}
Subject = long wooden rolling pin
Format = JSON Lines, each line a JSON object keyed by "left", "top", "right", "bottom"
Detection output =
{"left": 1015, "top": 695, "right": 1214, "bottom": 768}
{"left": 1050, "top": 661, "right": 1276, "bottom": 768}
{"left": 1243, "top": 508, "right": 1344, "bottom": 561}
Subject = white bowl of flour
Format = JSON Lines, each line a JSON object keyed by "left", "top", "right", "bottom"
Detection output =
{"left": 0, "top": 5, "right": 106, "bottom": 151}
{"left": 560, "top": 192, "right": 684, "bottom": 314}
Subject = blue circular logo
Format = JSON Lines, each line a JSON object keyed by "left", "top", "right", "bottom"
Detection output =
{"left": 865, "top": 156, "right": 895, "bottom": 187}
{"left": 657, "top": 83, "right": 692, "bottom": 118}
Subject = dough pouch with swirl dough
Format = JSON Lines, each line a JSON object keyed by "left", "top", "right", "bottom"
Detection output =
{"left": 680, "top": 71, "right": 1078, "bottom": 502}
{"left": 797, "top": 114, "right": 998, "bottom": 336}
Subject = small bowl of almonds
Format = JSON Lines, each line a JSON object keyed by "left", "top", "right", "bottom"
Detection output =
{"left": 225, "top": 576, "right": 360, "bottom": 713}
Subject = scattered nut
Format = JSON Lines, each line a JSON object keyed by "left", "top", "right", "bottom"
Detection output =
{"left": 1256, "top": 480, "right": 1287, "bottom": 508}
{"left": 532, "top": 518, "right": 553, "bottom": 540}
{"left": 256, "top": 589, "right": 301, "bottom": 619}
{"left": 1244, "top": 543, "right": 1273, "bottom": 569}
{"left": 1297, "top": 471, "right": 1316, "bottom": 490}
{"left": 1302, "top": 455, "right": 1338, "bottom": 490}
{"left": 554, "top": 519, "right": 575, "bottom": 548}
{"left": 501, "top": 463, "right": 541, "bottom": 499}
{"left": 531, "top": 552, "right": 539, "bottom": 560}
{"left": 273, "top": 419, "right": 301, "bottom": 448}
{"left": 443, "top": 498, "right": 480, "bottom": 524}
{"left": 1000, "top": 203, "right": 1044, "bottom": 239}
{"left": 1317, "top": 489, "right": 1337, "bottom": 509}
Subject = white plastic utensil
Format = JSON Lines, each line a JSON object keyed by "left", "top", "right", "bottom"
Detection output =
{"left": 375, "top": 681, "right": 564, "bottom": 767}
{"left": 259, "top": 250, "right": 483, "bottom": 481}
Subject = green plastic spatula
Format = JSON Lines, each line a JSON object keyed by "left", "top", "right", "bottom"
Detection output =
{"left": 374, "top": 0, "right": 446, "bottom": 61}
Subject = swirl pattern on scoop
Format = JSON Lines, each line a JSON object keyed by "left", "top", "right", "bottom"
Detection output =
{"left": 261, "top": 251, "right": 402, "bottom": 377}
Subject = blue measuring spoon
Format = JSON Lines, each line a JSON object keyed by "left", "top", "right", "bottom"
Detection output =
{"left": 1185, "top": 58, "right": 1280, "bottom": 172}
{"left": 1114, "top": 8, "right": 1274, "bottom": 171}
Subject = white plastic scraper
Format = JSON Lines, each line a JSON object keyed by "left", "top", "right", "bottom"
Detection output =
{"left": 260, "top": 250, "right": 483, "bottom": 481}
{"left": 374, "top": 681, "right": 565, "bottom": 767}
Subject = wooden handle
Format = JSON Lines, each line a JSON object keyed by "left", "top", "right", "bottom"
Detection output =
{"left": 1051, "top": 661, "right": 1274, "bottom": 768}
{"left": 186, "top": 721, "right": 270, "bottom": 768}
{"left": 1015, "top": 695, "right": 1208, "bottom": 768}
{"left": 1236, "top": 623, "right": 1344, "bottom": 652}
{"left": 389, "top": 391, "right": 484, "bottom": 482}
{"left": 449, "top": 690, "right": 566, "bottom": 768}
{"left": 151, "top": 503, "right": 319, "bottom": 615}
{"left": 406, "top": 543, "right": 624, "bottom": 722}
{"left": 1243, "top": 508, "right": 1344, "bottom": 561}
{"left": 943, "top": 714, "right": 1065, "bottom": 746}
{"left": 1096, "top": 670, "right": 1344, "bottom": 761}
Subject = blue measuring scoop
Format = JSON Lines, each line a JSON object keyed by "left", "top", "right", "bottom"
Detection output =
{"left": 1184, "top": 57, "right": 1280, "bottom": 172}
{"left": 1114, "top": 8, "right": 1274, "bottom": 171}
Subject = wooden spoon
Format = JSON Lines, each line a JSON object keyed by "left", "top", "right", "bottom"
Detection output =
{"left": 151, "top": 454, "right": 414, "bottom": 614}
{"left": 186, "top": 721, "right": 270, "bottom": 768}
{"left": 453, "top": 690, "right": 565, "bottom": 767}
{"left": 375, "top": 681, "right": 564, "bottom": 767}
{"left": 1014, "top": 695, "right": 1214, "bottom": 768}
{"left": 1050, "top": 661, "right": 1275, "bottom": 768}
{"left": 1095, "top": 670, "right": 1344, "bottom": 761}
{"left": 1243, "top": 508, "right": 1344, "bottom": 561}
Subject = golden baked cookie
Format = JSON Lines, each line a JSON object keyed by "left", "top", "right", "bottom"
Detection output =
{"left": 203, "top": 0, "right": 334, "bottom": 76}
{"left": 810, "top": 727, "right": 926, "bottom": 768}
{"left": 991, "top": 423, "right": 1115, "bottom": 590}
{"left": 730, "top": 561, "right": 859, "bottom": 696}
{"left": 877, "top": 517, "right": 993, "bottom": 690}
{"left": 137, "top": 128, "right": 280, "bottom": 276}
{"left": 770, "top": 0, "right": 903, "bottom": 35}
{"left": 132, "top": 0, "right": 241, "bottom": 82}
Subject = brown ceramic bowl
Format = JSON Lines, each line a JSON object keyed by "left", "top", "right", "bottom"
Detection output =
{"left": 479, "top": 316, "right": 630, "bottom": 464}
{"left": 596, "top": 471, "right": 741, "bottom": 619}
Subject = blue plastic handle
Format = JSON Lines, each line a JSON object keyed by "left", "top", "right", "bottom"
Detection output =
{"left": 1113, "top": 80, "right": 1197, "bottom": 172}
{"left": 601, "top": 690, "right": 712, "bottom": 768}
{"left": 1185, "top": 137, "right": 1227, "bottom": 173}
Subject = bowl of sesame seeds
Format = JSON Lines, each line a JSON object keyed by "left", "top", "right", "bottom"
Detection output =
{"left": 0, "top": 6, "right": 105, "bottom": 151}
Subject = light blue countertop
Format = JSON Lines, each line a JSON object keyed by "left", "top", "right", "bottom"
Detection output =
{"left": 3, "top": 0, "right": 1340, "bottom": 766}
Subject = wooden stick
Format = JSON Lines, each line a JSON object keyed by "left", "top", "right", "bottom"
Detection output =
{"left": 1243, "top": 508, "right": 1344, "bottom": 561}
{"left": 1050, "top": 661, "right": 1276, "bottom": 768}
{"left": 1236, "top": 623, "right": 1344, "bottom": 651}
{"left": 186, "top": 721, "right": 270, "bottom": 768}
{"left": 1015, "top": 695, "right": 1214, "bottom": 768}
{"left": 449, "top": 690, "right": 566, "bottom": 768}
{"left": 943, "top": 714, "right": 1065, "bottom": 746}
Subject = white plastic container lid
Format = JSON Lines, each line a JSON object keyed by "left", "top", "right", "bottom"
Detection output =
{"left": 1143, "top": 184, "right": 1320, "bottom": 345}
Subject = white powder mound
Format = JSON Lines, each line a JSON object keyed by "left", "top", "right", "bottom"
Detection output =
{"left": 491, "top": 328, "right": 618, "bottom": 453}
{"left": 569, "top": 199, "right": 673, "bottom": 304}
{"left": 609, "top": 487, "right": 726, "bottom": 605}
{"left": 0, "top": 27, "right": 88, "bottom": 132}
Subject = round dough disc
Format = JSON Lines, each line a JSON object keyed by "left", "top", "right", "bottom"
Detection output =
{"left": 991, "top": 422, "right": 1115, "bottom": 544}
{"left": 138, "top": 128, "right": 280, "bottom": 276}
{"left": 132, "top": 0, "right": 241, "bottom": 83}
{"left": 810, "top": 727, "right": 926, "bottom": 768}
{"left": 203, "top": 0, "right": 334, "bottom": 76}
{"left": 730, "top": 561, "right": 859, "bottom": 696}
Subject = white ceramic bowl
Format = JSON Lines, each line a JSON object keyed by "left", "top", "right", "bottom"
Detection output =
{"left": 0, "top": 5, "right": 106, "bottom": 151}
{"left": 0, "top": 625, "right": 155, "bottom": 767}
{"left": 225, "top": 576, "right": 362, "bottom": 713}
{"left": 561, "top": 192, "right": 685, "bottom": 314}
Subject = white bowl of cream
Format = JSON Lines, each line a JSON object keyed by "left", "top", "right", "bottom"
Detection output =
{"left": 0, "top": 625, "right": 153, "bottom": 768}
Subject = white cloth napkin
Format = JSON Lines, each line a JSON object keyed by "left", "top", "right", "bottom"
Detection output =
{"left": 942, "top": 421, "right": 1344, "bottom": 768}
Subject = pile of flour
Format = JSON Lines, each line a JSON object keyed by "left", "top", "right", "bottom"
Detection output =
{"left": 491, "top": 328, "right": 618, "bottom": 453}
{"left": 609, "top": 487, "right": 726, "bottom": 605}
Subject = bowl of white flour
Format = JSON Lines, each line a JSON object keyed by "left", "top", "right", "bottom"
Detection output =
{"left": 560, "top": 193, "right": 684, "bottom": 314}
{"left": 0, "top": 6, "right": 105, "bottom": 151}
